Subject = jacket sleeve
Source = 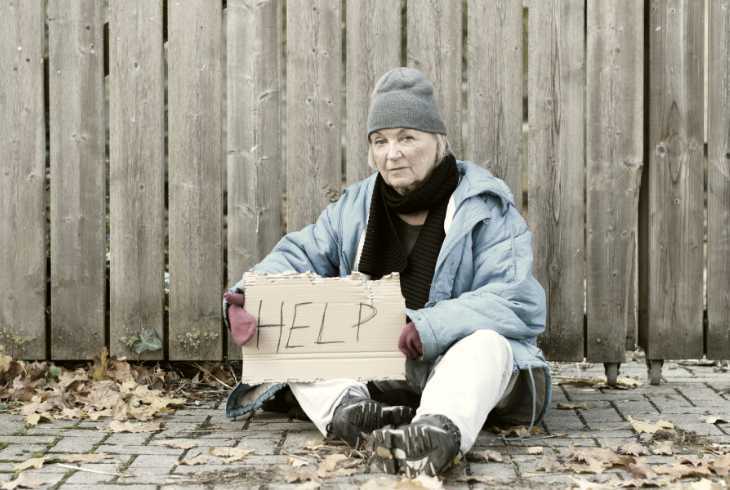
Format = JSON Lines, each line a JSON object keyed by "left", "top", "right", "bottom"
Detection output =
{"left": 406, "top": 204, "right": 546, "bottom": 363}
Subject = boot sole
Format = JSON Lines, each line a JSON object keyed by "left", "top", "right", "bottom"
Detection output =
{"left": 371, "top": 424, "right": 457, "bottom": 477}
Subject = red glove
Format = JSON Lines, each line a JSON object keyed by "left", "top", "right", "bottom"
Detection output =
{"left": 223, "top": 290, "right": 257, "bottom": 346}
{"left": 398, "top": 321, "right": 423, "bottom": 360}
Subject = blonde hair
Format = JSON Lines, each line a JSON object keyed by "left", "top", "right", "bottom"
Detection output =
{"left": 367, "top": 133, "right": 451, "bottom": 170}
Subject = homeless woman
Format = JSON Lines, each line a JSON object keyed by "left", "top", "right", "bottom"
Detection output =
{"left": 223, "top": 67, "right": 550, "bottom": 478}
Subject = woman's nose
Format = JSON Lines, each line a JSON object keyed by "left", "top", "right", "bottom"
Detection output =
{"left": 386, "top": 143, "right": 403, "bottom": 160}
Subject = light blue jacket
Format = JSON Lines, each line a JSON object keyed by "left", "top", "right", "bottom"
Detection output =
{"left": 226, "top": 160, "right": 551, "bottom": 427}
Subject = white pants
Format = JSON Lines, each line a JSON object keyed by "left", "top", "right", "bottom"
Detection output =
{"left": 289, "top": 329, "right": 515, "bottom": 452}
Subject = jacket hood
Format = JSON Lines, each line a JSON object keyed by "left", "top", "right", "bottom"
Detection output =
{"left": 453, "top": 160, "right": 516, "bottom": 216}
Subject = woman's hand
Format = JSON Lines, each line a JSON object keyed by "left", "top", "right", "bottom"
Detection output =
{"left": 398, "top": 321, "right": 423, "bottom": 360}
{"left": 223, "top": 290, "right": 257, "bottom": 346}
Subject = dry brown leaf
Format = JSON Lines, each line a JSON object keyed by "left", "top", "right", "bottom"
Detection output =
{"left": 616, "top": 478, "right": 671, "bottom": 488}
{"left": 156, "top": 439, "right": 198, "bottom": 449}
{"left": 493, "top": 425, "right": 543, "bottom": 438}
{"left": 710, "top": 453, "right": 730, "bottom": 476}
{"left": 288, "top": 456, "right": 310, "bottom": 467}
{"left": 557, "top": 402, "right": 590, "bottom": 410}
{"left": 627, "top": 461, "right": 658, "bottom": 480}
{"left": 317, "top": 453, "right": 348, "bottom": 477}
{"left": 537, "top": 454, "right": 564, "bottom": 472}
{"left": 617, "top": 442, "right": 648, "bottom": 456}
{"left": 1, "top": 472, "right": 44, "bottom": 490}
{"left": 180, "top": 454, "right": 217, "bottom": 466}
{"left": 284, "top": 467, "right": 319, "bottom": 484}
{"left": 13, "top": 457, "right": 46, "bottom": 472}
{"left": 209, "top": 447, "right": 254, "bottom": 461}
{"left": 627, "top": 416, "right": 674, "bottom": 434}
{"left": 0, "top": 352, "right": 12, "bottom": 374}
{"left": 690, "top": 479, "right": 723, "bottom": 490}
{"left": 361, "top": 476, "right": 443, "bottom": 490}
{"left": 565, "top": 447, "right": 632, "bottom": 474}
{"left": 650, "top": 440, "right": 673, "bottom": 455}
{"left": 527, "top": 446, "right": 543, "bottom": 455}
{"left": 107, "top": 420, "right": 162, "bottom": 433}
{"left": 473, "top": 449, "right": 503, "bottom": 463}
{"left": 654, "top": 462, "right": 712, "bottom": 479}
{"left": 703, "top": 416, "right": 728, "bottom": 425}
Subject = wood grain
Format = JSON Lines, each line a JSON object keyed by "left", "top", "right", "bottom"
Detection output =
{"left": 640, "top": 0, "right": 704, "bottom": 359}
{"left": 406, "top": 0, "right": 463, "bottom": 156}
{"left": 0, "top": 1, "right": 46, "bottom": 359}
{"left": 168, "top": 0, "right": 224, "bottom": 360}
{"left": 109, "top": 0, "right": 165, "bottom": 360}
{"left": 48, "top": 0, "right": 106, "bottom": 359}
{"left": 465, "top": 0, "right": 523, "bottom": 210}
{"left": 345, "top": 0, "right": 401, "bottom": 185}
{"left": 528, "top": 0, "right": 585, "bottom": 361}
{"left": 226, "top": 0, "right": 283, "bottom": 359}
{"left": 585, "top": 1, "right": 644, "bottom": 362}
{"left": 707, "top": 0, "right": 730, "bottom": 359}
{"left": 286, "top": 0, "right": 342, "bottom": 232}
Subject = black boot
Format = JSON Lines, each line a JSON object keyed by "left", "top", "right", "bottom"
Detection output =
{"left": 327, "top": 393, "right": 415, "bottom": 447}
{"left": 370, "top": 414, "right": 461, "bottom": 477}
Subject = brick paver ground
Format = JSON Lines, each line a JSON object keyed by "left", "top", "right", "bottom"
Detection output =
{"left": 1, "top": 356, "right": 728, "bottom": 489}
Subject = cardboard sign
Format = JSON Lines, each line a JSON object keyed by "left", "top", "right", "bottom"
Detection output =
{"left": 240, "top": 272, "right": 406, "bottom": 383}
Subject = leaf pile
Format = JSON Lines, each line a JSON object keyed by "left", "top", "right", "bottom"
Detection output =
{"left": 0, "top": 349, "right": 185, "bottom": 426}
{"left": 532, "top": 445, "right": 730, "bottom": 486}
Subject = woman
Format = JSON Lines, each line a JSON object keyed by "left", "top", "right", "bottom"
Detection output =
{"left": 223, "top": 67, "right": 550, "bottom": 477}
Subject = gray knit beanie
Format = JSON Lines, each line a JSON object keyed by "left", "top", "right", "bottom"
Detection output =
{"left": 367, "top": 67, "right": 447, "bottom": 137}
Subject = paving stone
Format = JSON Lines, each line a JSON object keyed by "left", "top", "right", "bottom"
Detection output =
{"left": 0, "top": 417, "right": 27, "bottom": 436}
{"left": 129, "top": 454, "right": 180, "bottom": 468}
{"left": 0, "top": 443, "right": 47, "bottom": 461}
{"left": 148, "top": 437, "right": 237, "bottom": 448}
{"left": 96, "top": 444, "right": 184, "bottom": 456}
{"left": 50, "top": 435, "right": 105, "bottom": 453}
{"left": 60, "top": 485, "right": 157, "bottom": 490}
{"left": 63, "top": 463, "right": 120, "bottom": 484}
{"left": 0, "top": 435, "right": 56, "bottom": 445}
{"left": 103, "top": 433, "right": 151, "bottom": 446}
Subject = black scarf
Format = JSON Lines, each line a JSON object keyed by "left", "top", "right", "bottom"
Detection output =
{"left": 358, "top": 154, "right": 459, "bottom": 309}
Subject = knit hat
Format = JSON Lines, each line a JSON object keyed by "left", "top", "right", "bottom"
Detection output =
{"left": 367, "top": 67, "right": 447, "bottom": 137}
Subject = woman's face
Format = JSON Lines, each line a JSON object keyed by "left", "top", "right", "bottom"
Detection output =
{"left": 369, "top": 128, "right": 439, "bottom": 195}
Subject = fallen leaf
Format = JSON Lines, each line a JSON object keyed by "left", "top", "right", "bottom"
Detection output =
{"left": 1, "top": 473, "right": 44, "bottom": 490}
{"left": 295, "top": 482, "right": 320, "bottom": 490}
{"left": 627, "top": 461, "right": 657, "bottom": 480}
{"left": 107, "top": 420, "right": 162, "bottom": 433}
{"left": 491, "top": 425, "right": 543, "bottom": 438}
{"left": 0, "top": 352, "right": 12, "bottom": 374}
{"left": 527, "top": 446, "right": 543, "bottom": 455}
{"left": 650, "top": 440, "right": 673, "bottom": 455}
{"left": 627, "top": 417, "right": 674, "bottom": 434}
{"left": 180, "top": 454, "right": 217, "bottom": 466}
{"left": 473, "top": 449, "right": 503, "bottom": 463}
{"left": 537, "top": 454, "right": 564, "bottom": 472}
{"left": 617, "top": 442, "right": 648, "bottom": 456}
{"left": 24, "top": 413, "right": 42, "bottom": 427}
{"left": 570, "top": 477, "right": 612, "bottom": 489}
{"left": 13, "top": 457, "right": 46, "bottom": 472}
{"left": 155, "top": 439, "right": 198, "bottom": 449}
{"left": 209, "top": 447, "right": 254, "bottom": 461}
{"left": 710, "top": 453, "right": 730, "bottom": 476}
{"left": 288, "top": 456, "right": 310, "bottom": 467}
{"left": 284, "top": 467, "right": 319, "bottom": 484}
{"left": 616, "top": 478, "right": 671, "bottom": 488}
{"left": 703, "top": 416, "right": 728, "bottom": 425}
{"left": 654, "top": 462, "right": 712, "bottom": 479}
{"left": 690, "top": 479, "right": 723, "bottom": 490}
{"left": 557, "top": 402, "right": 590, "bottom": 410}
{"left": 361, "top": 476, "right": 443, "bottom": 490}
{"left": 565, "top": 447, "right": 633, "bottom": 474}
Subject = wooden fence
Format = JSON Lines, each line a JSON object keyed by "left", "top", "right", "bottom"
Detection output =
{"left": 1, "top": 0, "right": 728, "bottom": 374}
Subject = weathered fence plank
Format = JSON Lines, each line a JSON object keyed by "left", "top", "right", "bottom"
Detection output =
{"left": 226, "top": 0, "right": 283, "bottom": 360}
{"left": 639, "top": 0, "right": 704, "bottom": 360}
{"left": 528, "top": 0, "right": 585, "bottom": 361}
{"left": 0, "top": 1, "right": 46, "bottom": 359}
{"left": 707, "top": 0, "right": 730, "bottom": 359}
{"left": 406, "top": 0, "right": 463, "bottom": 156}
{"left": 109, "top": 0, "right": 165, "bottom": 360}
{"left": 286, "top": 0, "right": 342, "bottom": 231}
{"left": 585, "top": 1, "right": 644, "bottom": 362}
{"left": 345, "top": 0, "right": 402, "bottom": 185}
{"left": 168, "top": 0, "right": 223, "bottom": 360}
{"left": 465, "top": 0, "right": 523, "bottom": 210}
{"left": 48, "top": 0, "right": 106, "bottom": 359}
